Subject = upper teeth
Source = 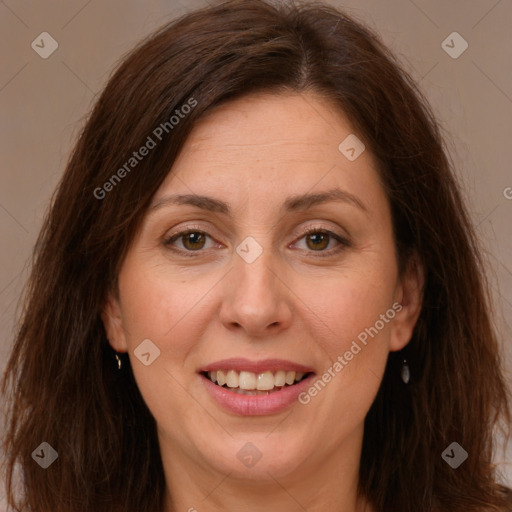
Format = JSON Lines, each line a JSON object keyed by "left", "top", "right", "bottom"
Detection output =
{"left": 208, "top": 370, "right": 305, "bottom": 390}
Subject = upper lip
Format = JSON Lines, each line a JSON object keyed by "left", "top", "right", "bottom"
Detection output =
{"left": 199, "top": 358, "right": 315, "bottom": 374}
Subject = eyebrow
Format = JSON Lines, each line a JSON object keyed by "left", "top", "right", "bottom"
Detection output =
{"left": 150, "top": 187, "right": 369, "bottom": 215}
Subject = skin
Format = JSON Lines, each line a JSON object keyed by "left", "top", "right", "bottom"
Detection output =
{"left": 102, "top": 91, "right": 424, "bottom": 512}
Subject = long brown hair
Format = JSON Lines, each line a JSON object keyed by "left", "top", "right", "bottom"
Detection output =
{"left": 2, "top": 1, "right": 511, "bottom": 510}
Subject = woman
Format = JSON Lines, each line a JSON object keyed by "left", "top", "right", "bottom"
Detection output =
{"left": 1, "top": 0, "right": 511, "bottom": 511}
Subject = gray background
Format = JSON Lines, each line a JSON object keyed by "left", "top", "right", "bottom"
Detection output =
{"left": 1, "top": 0, "right": 511, "bottom": 504}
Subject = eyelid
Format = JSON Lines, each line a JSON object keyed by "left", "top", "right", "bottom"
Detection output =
{"left": 291, "top": 225, "right": 351, "bottom": 256}
{"left": 296, "top": 223, "right": 349, "bottom": 239}
{"left": 163, "top": 223, "right": 212, "bottom": 243}
{"left": 163, "top": 222, "right": 351, "bottom": 256}
{"left": 163, "top": 224, "right": 221, "bottom": 253}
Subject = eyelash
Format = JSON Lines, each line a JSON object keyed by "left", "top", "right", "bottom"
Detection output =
{"left": 163, "top": 225, "right": 351, "bottom": 258}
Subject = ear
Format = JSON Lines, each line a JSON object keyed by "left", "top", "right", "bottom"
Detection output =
{"left": 389, "top": 251, "right": 425, "bottom": 352}
{"left": 101, "top": 291, "right": 128, "bottom": 353}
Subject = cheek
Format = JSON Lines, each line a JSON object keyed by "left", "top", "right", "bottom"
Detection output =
{"left": 291, "top": 251, "right": 397, "bottom": 419}
{"left": 114, "top": 260, "right": 218, "bottom": 418}
{"left": 118, "top": 260, "right": 215, "bottom": 351}
{"left": 301, "top": 282, "right": 394, "bottom": 388}
{"left": 295, "top": 261, "right": 397, "bottom": 355}
{"left": 296, "top": 274, "right": 394, "bottom": 436}
{"left": 116, "top": 262, "right": 216, "bottom": 433}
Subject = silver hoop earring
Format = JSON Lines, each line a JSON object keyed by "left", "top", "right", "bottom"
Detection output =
{"left": 401, "top": 358, "right": 410, "bottom": 384}
{"left": 115, "top": 353, "right": 122, "bottom": 371}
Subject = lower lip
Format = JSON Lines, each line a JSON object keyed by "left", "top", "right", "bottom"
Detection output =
{"left": 200, "top": 373, "right": 315, "bottom": 416}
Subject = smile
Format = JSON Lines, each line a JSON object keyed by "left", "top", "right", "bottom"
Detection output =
{"left": 204, "top": 369, "right": 310, "bottom": 395}
{"left": 199, "top": 358, "right": 316, "bottom": 415}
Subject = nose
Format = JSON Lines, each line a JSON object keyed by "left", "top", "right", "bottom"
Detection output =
{"left": 219, "top": 244, "right": 293, "bottom": 338}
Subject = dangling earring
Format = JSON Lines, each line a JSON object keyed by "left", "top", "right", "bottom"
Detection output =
{"left": 115, "top": 352, "right": 122, "bottom": 371}
{"left": 401, "top": 358, "right": 410, "bottom": 384}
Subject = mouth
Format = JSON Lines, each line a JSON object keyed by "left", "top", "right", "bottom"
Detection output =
{"left": 201, "top": 369, "right": 314, "bottom": 396}
{"left": 198, "top": 358, "right": 317, "bottom": 415}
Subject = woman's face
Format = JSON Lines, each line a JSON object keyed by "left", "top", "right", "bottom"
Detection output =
{"left": 103, "top": 92, "right": 422, "bottom": 488}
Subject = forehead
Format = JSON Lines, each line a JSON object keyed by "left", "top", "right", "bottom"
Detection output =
{"left": 152, "top": 92, "right": 385, "bottom": 216}
{"left": 182, "top": 92, "right": 356, "bottom": 162}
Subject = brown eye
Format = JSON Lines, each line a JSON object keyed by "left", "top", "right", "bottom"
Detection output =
{"left": 293, "top": 228, "right": 350, "bottom": 257}
{"left": 181, "top": 232, "right": 206, "bottom": 250}
{"left": 165, "top": 230, "right": 213, "bottom": 253}
{"left": 305, "top": 232, "right": 330, "bottom": 251}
